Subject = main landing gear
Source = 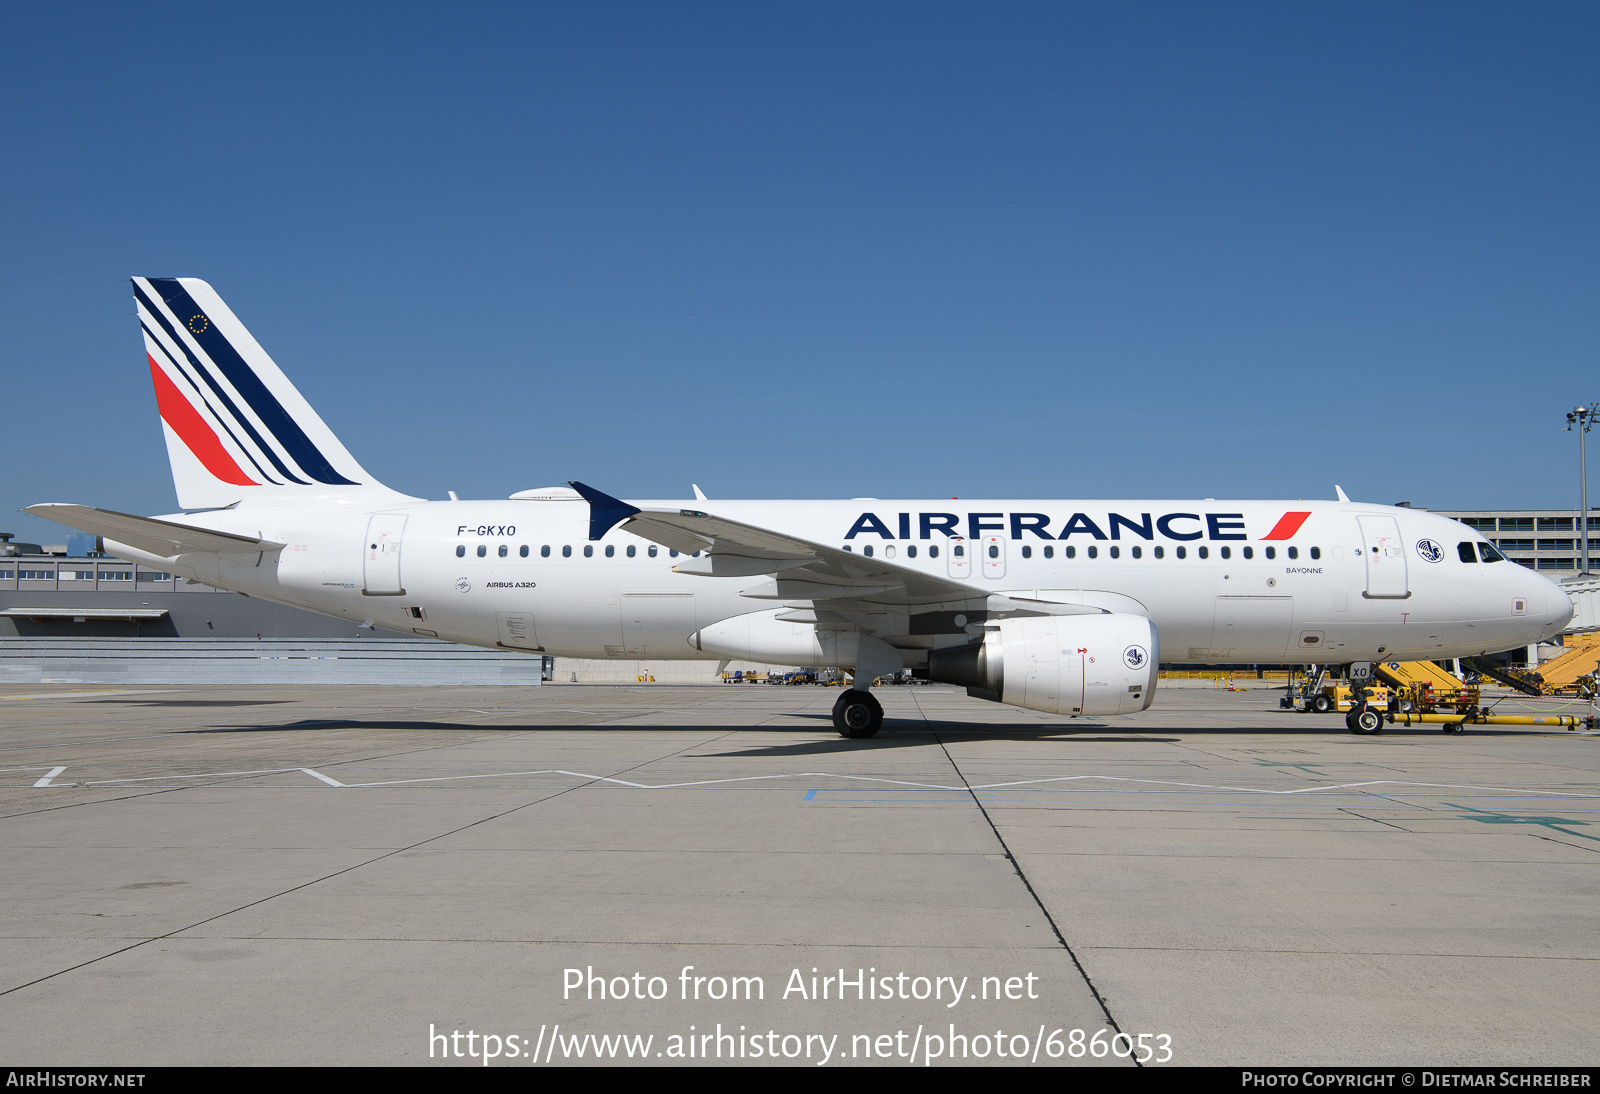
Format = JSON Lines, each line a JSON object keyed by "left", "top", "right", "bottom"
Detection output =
{"left": 833, "top": 689, "right": 884, "bottom": 738}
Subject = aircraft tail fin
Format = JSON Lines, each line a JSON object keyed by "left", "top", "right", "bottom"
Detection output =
{"left": 132, "top": 277, "right": 392, "bottom": 509}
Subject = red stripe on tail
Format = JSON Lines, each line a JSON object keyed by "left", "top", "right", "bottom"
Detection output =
{"left": 148, "top": 355, "right": 258, "bottom": 487}
{"left": 1261, "top": 511, "right": 1312, "bottom": 540}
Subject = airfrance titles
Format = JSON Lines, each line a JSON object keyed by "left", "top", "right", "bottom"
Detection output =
{"left": 842, "top": 510, "right": 1276, "bottom": 542}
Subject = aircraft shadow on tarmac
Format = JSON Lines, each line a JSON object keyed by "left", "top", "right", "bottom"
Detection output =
{"left": 190, "top": 715, "right": 1565, "bottom": 743}
{"left": 92, "top": 698, "right": 290, "bottom": 707}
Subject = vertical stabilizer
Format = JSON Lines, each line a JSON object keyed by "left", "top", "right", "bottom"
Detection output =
{"left": 133, "top": 277, "right": 391, "bottom": 509}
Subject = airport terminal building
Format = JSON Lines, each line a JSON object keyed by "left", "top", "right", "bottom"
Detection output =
{"left": 1429, "top": 506, "right": 1599, "bottom": 573}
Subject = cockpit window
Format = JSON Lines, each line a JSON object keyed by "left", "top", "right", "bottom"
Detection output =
{"left": 1478, "top": 542, "right": 1505, "bottom": 563}
{"left": 1457, "top": 542, "right": 1478, "bottom": 564}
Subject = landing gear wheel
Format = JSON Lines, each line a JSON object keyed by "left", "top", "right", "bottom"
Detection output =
{"left": 833, "top": 690, "right": 884, "bottom": 738}
{"left": 1347, "top": 706, "right": 1384, "bottom": 734}
{"left": 1311, "top": 694, "right": 1333, "bottom": 714}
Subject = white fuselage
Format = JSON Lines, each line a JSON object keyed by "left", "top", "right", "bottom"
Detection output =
{"left": 99, "top": 494, "right": 1573, "bottom": 668}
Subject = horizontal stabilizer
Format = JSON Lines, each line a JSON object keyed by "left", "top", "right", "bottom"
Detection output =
{"left": 23, "top": 504, "right": 284, "bottom": 558}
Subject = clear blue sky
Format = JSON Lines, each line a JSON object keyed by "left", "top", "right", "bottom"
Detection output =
{"left": 2, "top": 3, "right": 1596, "bottom": 544}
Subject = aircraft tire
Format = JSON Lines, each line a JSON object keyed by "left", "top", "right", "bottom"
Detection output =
{"left": 1349, "top": 707, "right": 1384, "bottom": 734}
{"left": 1311, "top": 694, "right": 1333, "bottom": 714}
{"left": 834, "top": 690, "right": 883, "bottom": 738}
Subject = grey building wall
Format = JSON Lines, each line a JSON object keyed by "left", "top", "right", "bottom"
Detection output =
{"left": 0, "top": 557, "right": 370, "bottom": 639}
{"left": 1431, "top": 507, "right": 1599, "bottom": 574}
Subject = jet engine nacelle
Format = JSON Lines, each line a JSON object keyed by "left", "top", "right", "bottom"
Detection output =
{"left": 925, "top": 614, "right": 1159, "bottom": 717}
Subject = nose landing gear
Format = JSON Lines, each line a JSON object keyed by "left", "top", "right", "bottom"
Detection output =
{"left": 1345, "top": 705, "right": 1384, "bottom": 734}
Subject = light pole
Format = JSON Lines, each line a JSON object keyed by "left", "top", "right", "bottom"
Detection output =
{"left": 1565, "top": 404, "right": 1597, "bottom": 574}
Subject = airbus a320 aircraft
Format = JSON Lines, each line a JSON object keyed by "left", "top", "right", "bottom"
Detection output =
{"left": 27, "top": 279, "right": 1575, "bottom": 738}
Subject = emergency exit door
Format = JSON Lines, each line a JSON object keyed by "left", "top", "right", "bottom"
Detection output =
{"left": 981, "top": 535, "right": 1007, "bottom": 579}
{"left": 947, "top": 537, "right": 972, "bottom": 578}
{"left": 363, "top": 514, "right": 407, "bottom": 596}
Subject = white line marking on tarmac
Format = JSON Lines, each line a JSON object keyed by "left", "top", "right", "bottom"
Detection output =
{"left": 46, "top": 766, "right": 1600, "bottom": 800}
{"left": 32, "top": 766, "right": 66, "bottom": 787}
{"left": 73, "top": 767, "right": 310, "bottom": 785}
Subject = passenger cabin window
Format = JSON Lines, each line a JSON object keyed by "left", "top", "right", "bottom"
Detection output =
{"left": 864, "top": 545, "right": 874, "bottom": 558}
{"left": 498, "top": 545, "right": 508, "bottom": 557}
{"left": 1478, "top": 542, "right": 1506, "bottom": 563}
{"left": 541, "top": 545, "right": 550, "bottom": 557}
{"left": 1153, "top": 546, "right": 1163, "bottom": 559}
{"left": 1109, "top": 546, "right": 1119, "bottom": 559}
{"left": 1087, "top": 546, "right": 1098, "bottom": 559}
{"left": 929, "top": 545, "right": 939, "bottom": 559}
{"left": 1243, "top": 546, "right": 1253, "bottom": 559}
{"left": 1309, "top": 547, "right": 1321, "bottom": 560}
{"left": 907, "top": 545, "right": 918, "bottom": 558}
{"left": 669, "top": 549, "right": 678, "bottom": 557}
{"left": 456, "top": 545, "right": 465, "bottom": 558}
{"left": 1287, "top": 547, "right": 1298, "bottom": 560}
{"left": 519, "top": 545, "right": 528, "bottom": 558}
{"left": 477, "top": 545, "right": 487, "bottom": 558}
{"left": 1176, "top": 546, "right": 1186, "bottom": 559}
{"left": 605, "top": 545, "right": 615, "bottom": 557}
{"left": 648, "top": 545, "right": 658, "bottom": 557}
{"left": 1265, "top": 547, "right": 1276, "bottom": 560}
{"left": 584, "top": 545, "right": 594, "bottom": 557}
{"left": 1065, "top": 546, "right": 1076, "bottom": 559}
{"left": 1219, "top": 547, "right": 1230, "bottom": 560}
{"left": 562, "top": 545, "right": 572, "bottom": 557}
{"left": 1021, "top": 546, "right": 1031, "bottom": 559}
{"left": 1131, "top": 546, "right": 1141, "bottom": 559}
{"left": 627, "top": 545, "right": 636, "bottom": 557}
{"left": 1198, "top": 546, "right": 1208, "bottom": 560}
{"left": 1043, "top": 546, "right": 1053, "bottom": 559}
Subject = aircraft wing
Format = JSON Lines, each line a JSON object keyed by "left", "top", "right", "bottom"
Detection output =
{"left": 23, "top": 504, "right": 285, "bottom": 558}
{"left": 569, "top": 481, "right": 1095, "bottom": 614}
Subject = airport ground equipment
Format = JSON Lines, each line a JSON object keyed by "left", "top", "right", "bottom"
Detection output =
{"left": 1374, "top": 659, "right": 1481, "bottom": 714}
{"left": 1281, "top": 666, "right": 1333, "bottom": 711}
{"left": 1457, "top": 641, "right": 1600, "bottom": 699}
{"left": 1282, "top": 666, "right": 1396, "bottom": 714}
{"left": 1278, "top": 659, "right": 1597, "bottom": 732}
{"left": 1461, "top": 656, "right": 1546, "bottom": 696}
{"left": 1525, "top": 631, "right": 1600, "bottom": 696}
{"left": 1389, "top": 708, "right": 1591, "bottom": 731}
{"left": 1366, "top": 658, "right": 1596, "bottom": 732}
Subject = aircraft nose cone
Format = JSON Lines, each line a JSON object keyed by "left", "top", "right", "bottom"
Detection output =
{"left": 1542, "top": 576, "right": 1575, "bottom": 632}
